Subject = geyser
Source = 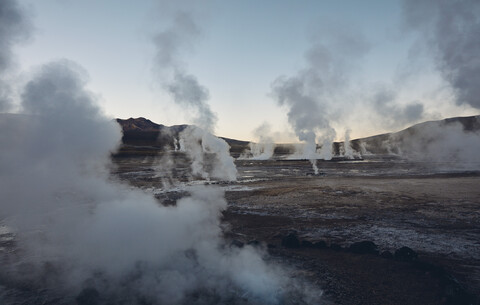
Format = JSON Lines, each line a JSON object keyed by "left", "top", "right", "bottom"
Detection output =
{"left": 0, "top": 60, "right": 320, "bottom": 304}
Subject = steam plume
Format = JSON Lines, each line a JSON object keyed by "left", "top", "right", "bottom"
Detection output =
{"left": 342, "top": 129, "right": 355, "bottom": 159}
{"left": 153, "top": 11, "right": 217, "bottom": 132}
{"left": 178, "top": 125, "right": 238, "bottom": 181}
{"left": 0, "top": 60, "right": 309, "bottom": 303}
{"left": 271, "top": 27, "right": 369, "bottom": 170}
{"left": 402, "top": 0, "right": 480, "bottom": 109}
{"left": 0, "top": 0, "right": 31, "bottom": 112}
{"left": 241, "top": 123, "right": 275, "bottom": 160}
{"left": 153, "top": 10, "right": 235, "bottom": 181}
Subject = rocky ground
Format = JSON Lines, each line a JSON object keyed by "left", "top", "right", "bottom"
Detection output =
{"left": 110, "top": 156, "right": 480, "bottom": 304}
{"left": 1, "top": 156, "right": 479, "bottom": 304}
{"left": 223, "top": 171, "right": 480, "bottom": 305}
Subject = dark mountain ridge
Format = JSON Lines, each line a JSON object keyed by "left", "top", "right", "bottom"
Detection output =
{"left": 115, "top": 115, "right": 480, "bottom": 158}
{"left": 350, "top": 115, "right": 480, "bottom": 155}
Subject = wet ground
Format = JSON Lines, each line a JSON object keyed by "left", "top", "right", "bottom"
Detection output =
{"left": 111, "top": 155, "right": 480, "bottom": 304}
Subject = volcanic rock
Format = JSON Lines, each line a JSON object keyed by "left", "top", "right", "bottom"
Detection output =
{"left": 281, "top": 233, "right": 300, "bottom": 248}
{"left": 394, "top": 246, "right": 418, "bottom": 261}
{"left": 349, "top": 241, "right": 378, "bottom": 255}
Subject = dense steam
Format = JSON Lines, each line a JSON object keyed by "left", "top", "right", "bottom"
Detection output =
{"left": 0, "top": 2, "right": 319, "bottom": 303}
{"left": 342, "top": 129, "right": 356, "bottom": 159}
{"left": 402, "top": 0, "right": 480, "bottom": 110}
{"left": 240, "top": 123, "right": 275, "bottom": 160}
{"left": 383, "top": 118, "right": 480, "bottom": 168}
{"left": 0, "top": 60, "right": 318, "bottom": 304}
{"left": 177, "top": 125, "right": 237, "bottom": 181}
{"left": 0, "top": 0, "right": 31, "bottom": 112}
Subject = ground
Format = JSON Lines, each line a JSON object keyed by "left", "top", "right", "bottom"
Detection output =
{"left": 114, "top": 156, "right": 480, "bottom": 304}
{"left": 1, "top": 155, "right": 479, "bottom": 304}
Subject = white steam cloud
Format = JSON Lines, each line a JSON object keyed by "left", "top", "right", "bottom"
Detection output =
{"left": 402, "top": 0, "right": 480, "bottom": 110}
{"left": 0, "top": 60, "right": 318, "bottom": 304}
{"left": 0, "top": 2, "right": 319, "bottom": 303}
{"left": 178, "top": 125, "right": 237, "bottom": 181}
{"left": 153, "top": 9, "right": 236, "bottom": 181}
{"left": 0, "top": 0, "right": 31, "bottom": 112}
{"left": 385, "top": 118, "right": 480, "bottom": 168}
{"left": 153, "top": 11, "right": 217, "bottom": 132}
{"left": 240, "top": 123, "right": 275, "bottom": 160}
{"left": 271, "top": 26, "right": 369, "bottom": 170}
{"left": 370, "top": 86, "right": 425, "bottom": 130}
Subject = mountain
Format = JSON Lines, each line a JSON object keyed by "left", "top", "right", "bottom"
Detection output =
{"left": 115, "top": 115, "right": 480, "bottom": 158}
{"left": 115, "top": 118, "right": 249, "bottom": 157}
{"left": 350, "top": 115, "right": 480, "bottom": 155}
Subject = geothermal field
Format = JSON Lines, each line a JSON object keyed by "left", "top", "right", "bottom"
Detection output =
{"left": 2, "top": 0, "right": 480, "bottom": 304}
{"left": 1, "top": 114, "right": 479, "bottom": 305}
{"left": 112, "top": 116, "right": 480, "bottom": 305}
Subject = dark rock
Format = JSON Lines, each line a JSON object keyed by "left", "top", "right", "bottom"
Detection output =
{"left": 313, "top": 240, "right": 327, "bottom": 249}
{"left": 247, "top": 240, "right": 261, "bottom": 247}
{"left": 349, "top": 241, "right": 378, "bottom": 255}
{"left": 395, "top": 246, "right": 418, "bottom": 261}
{"left": 381, "top": 251, "right": 393, "bottom": 259}
{"left": 330, "top": 243, "right": 343, "bottom": 251}
{"left": 281, "top": 233, "right": 300, "bottom": 248}
{"left": 301, "top": 240, "right": 314, "bottom": 248}
{"left": 412, "top": 260, "right": 476, "bottom": 304}
{"left": 76, "top": 288, "right": 100, "bottom": 305}
{"left": 306, "top": 172, "right": 325, "bottom": 176}
{"left": 230, "top": 239, "right": 244, "bottom": 248}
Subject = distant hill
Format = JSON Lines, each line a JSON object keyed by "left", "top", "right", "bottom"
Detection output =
{"left": 115, "top": 115, "right": 480, "bottom": 158}
{"left": 1, "top": 114, "right": 477, "bottom": 159}
{"left": 115, "top": 118, "right": 249, "bottom": 157}
{"left": 350, "top": 115, "right": 480, "bottom": 155}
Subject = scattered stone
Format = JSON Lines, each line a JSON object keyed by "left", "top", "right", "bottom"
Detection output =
{"left": 76, "top": 288, "right": 100, "bottom": 305}
{"left": 313, "top": 240, "right": 327, "bottom": 249}
{"left": 349, "top": 241, "right": 378, "bottom": 255}
{"left": 281, "top": 233, "right": 300, "bottom": 248}
{"left": 247, "top": 240, "right": 261, "bottom": 247}
{"left": 395, "top": 246, "right": 418, "bottom": 261}
{"left": 330, "top": 243, "right": 343, "bottom": 251}
{"left": 301, "top": 240, "right": 314, "bottom": 248}
{"left": 413, "top": 260, "right": 476, "bottom": 304}
{"left": 381, "top": 251, "right": 393, "bottom": 259}
{"left": 230, "top": 239, "right": 244, "bottom": 248}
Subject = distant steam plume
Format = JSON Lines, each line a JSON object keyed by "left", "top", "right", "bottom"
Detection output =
{"left": 153, "top": 10, "right": 235, "bottom": 181}
{"left": 342, "top": 129, "right": 356, "bottom": 159}
{"left": 0, "top": 0, "right": 31, "bottom": 112}
{"left": 153, "top": 11, "right": 217, "bottom": 132}
{"left": 271, "top": 26, "right": 369, "bottom": 171}
{"left": 240, "top": 122, "right": 275, "bottom": 160}
{"left": 371, "top": 86, "right": 425, "bottom": 129}
{"left": 402, "top": 0, "right": 480, "bottom": 109}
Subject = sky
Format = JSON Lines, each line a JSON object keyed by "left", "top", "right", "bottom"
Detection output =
{"left": 11, "top": 0, "right": 480, "bottom": 142}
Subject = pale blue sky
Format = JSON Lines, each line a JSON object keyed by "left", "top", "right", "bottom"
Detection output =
{"left": 16, "top": 0, "right": 478, "bottom": 141}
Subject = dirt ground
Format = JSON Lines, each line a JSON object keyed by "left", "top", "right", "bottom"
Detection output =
{"left": 111, "top": 156, "right": 480, "bottom": 304}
